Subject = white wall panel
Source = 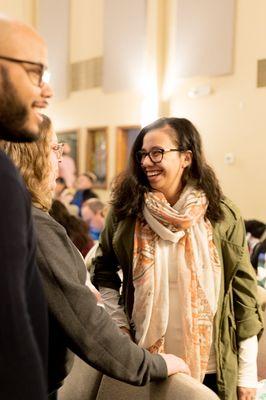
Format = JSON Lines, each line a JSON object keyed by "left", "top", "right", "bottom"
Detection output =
{"left": 37, "top": 0, "right": 70, "bottom": 100}
{"left": 175, "top": 0, "right": 235, "bottom": 77}
{"left": 103, "top": 0, "right": 147, "bottom": 92}
{"left": 70, "top": 0, "right": 103, "bottom": 63}
{"left": 0, "top": 0, "right": 34, "bottom": 23}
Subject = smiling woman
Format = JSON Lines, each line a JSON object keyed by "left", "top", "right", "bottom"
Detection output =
{"left": 110, "top": 118, "right": 223, "bottom": 223}
{"left": 91, "top": 117, "right": 263, "bottom": 400}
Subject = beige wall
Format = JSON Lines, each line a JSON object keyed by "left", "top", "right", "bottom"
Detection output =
{"left": 0, "top": 0, "right": 35, "bottom": 24}
{"left": 70, "top": 0, "right": 103, "bottom": 62}
{"left": 48, "top": 0, "right": 145, "bottom": 199}
{"left": 1, "top": 0, "right": 265, "bottom": 218}
{"left": 169, "top": 0, "right": 266, "bottom": 219}
{"left": 49, "top": 0, "right": 266, "bottom": 219}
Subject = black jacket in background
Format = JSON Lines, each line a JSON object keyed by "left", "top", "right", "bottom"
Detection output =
{"left": 0, "top": 150, "right": 48, "bottom": 399}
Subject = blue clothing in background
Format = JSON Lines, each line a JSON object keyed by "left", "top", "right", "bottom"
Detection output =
{"left": 89, "top": 227, "right": 101, "bottom": 241}
{"left": 71, "top": 189, "right": 98, "bottom": 215}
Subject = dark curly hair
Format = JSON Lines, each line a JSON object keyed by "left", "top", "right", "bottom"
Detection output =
{"left": 111, "top": 117, "right": 224, "bottom": 223}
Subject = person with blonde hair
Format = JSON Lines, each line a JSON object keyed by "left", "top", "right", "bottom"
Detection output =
{"left": 0, "top": 115, "right": 193, "bottom": 399}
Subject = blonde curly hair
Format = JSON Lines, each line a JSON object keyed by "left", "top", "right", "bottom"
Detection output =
{"left": 0, "top": 115, "right": 53, "bottom": 211}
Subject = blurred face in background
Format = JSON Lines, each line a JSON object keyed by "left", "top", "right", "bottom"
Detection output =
{"left": 54, "top": 178, "right": 66, "bottom": 198}
{"left": 50, "top": 132, "right": 63, "bottom": 191}
{"left": 62, "top": 142, "right": 71, "bottom": 155}
{"left": 75, "top": 174, "right": 92, "bottom": 190}
{"left": 81, "top": 203, "right": 94, "bottom": 223}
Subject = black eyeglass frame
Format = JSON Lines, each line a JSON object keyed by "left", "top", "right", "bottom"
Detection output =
{"left": 0, "top": 55, "right": 48, "bottom": 86}
{"left": 136, "top": 147, "right": 185, "bottom": 164}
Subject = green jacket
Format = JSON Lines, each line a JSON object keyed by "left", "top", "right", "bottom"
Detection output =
{"left": 91, "top": 197, "right": 263, "bottom": 400}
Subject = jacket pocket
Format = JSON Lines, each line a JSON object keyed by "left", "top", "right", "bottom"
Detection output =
{"left": 228, "top": 315, "right": 237, "bottom": 354}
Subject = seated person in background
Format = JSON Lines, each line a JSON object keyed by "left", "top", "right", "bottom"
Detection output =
{"left": 54, "top": 177, "right": 67, "bottom": 200}
{"left": 58, "top": 187, "right": 79, "bottom": 216}
{"left": 245, "top": 220, "right": 266, "bottom": 297}
{"left": 245, "top": 219, "right": 266, "bottom": 255}
{"left": 244, "top": 223, "right": 266, "bottom": 383}
{"left": 58, "top": 142, "right": 76, "bottom": 188}
{"left": 253, "top": 240, "right": 266, "bottom": 288}
{"left": 50, "top": 199, "right": 94, "bottom": 257}
{"left": 81, "top": 198, "right": 105, "bottom": 241}
{"left": 254, "top": 241, "right": 266, "bottom": 381}
{"left": 0, "top": 115, "right": 190, "bottom": 398}
{"left": 71, "top": 172, "right": 98, "bottom": 213}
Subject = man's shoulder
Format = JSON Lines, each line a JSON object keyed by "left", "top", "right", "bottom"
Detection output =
{"left": 0, "top": 149, "right": 17, "bottom": 176}
{"left": 0, "top": 149, "right": 26, "bottom": 195}
{"left": 0, "top": 151, "right": 32, "bottom": 231}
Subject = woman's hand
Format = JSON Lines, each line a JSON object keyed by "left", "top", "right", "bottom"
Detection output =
{"left": 237, "top": 386, "right": 256, "bottom": 400}
{"left": 160, "top": 354, "right": 191, "bottom": 376}
{"left": 119, "top": 326, "right": 132, "bottom": 339}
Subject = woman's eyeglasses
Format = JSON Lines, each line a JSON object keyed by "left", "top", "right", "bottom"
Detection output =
{"left": 52, "top": 143, "right": 64, "bottom": 159}
{"left": 136, "top": 147, "right": 184, "bottom": 164}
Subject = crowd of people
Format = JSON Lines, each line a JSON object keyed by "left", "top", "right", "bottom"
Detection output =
{"left": 54, "top": 158, "right": 106, "bottom": 254}
{"left": 0, "top": 13, "right": 265, "bottom": 400}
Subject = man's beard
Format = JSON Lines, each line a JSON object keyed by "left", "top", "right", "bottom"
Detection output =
{"left": 0, "top": 66, "right": 40, "bottom": 143}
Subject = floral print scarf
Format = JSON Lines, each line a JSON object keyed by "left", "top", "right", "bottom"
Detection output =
{"left": 132, "top": 186, "right": 221, "bottom": 380}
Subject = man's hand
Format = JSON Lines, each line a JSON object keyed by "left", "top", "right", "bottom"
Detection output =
{"left": 237, "top": 386, "right": 256, "bottom": 400}
{"left": 160, "top": 354, "right": 191, "bottom": 376}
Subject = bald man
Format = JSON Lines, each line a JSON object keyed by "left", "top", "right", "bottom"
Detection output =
{"left": 0, "top": 15, "right": 52, "bottom": 399}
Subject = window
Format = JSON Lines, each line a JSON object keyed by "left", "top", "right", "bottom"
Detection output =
{"left": 116, "top": 126, "right": 140, "bottom": 174}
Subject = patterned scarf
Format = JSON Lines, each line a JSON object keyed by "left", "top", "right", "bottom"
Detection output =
{"left": 132, "top": 186, "right": 221, "bottom": 381}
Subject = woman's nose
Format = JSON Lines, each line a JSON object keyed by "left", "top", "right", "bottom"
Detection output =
{"left": 141, "top": 154, "right": 154, "bottom": 167}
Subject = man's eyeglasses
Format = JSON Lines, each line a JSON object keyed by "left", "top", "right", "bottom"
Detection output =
{"left": 136, "top": 147, "right": 184, "bottom": 164}
{"left": 52, "top": 143, "right": 64, "bottom": 159}
{"left": 0, "top": 55, "right": 50, "bottom": 87}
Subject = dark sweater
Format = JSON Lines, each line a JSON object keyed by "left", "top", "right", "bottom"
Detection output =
{"left": 32, "top": 206, "right": 167, "bottom": 393}
{"left": 0, "top": 150, "right": 48, "bottom": 399}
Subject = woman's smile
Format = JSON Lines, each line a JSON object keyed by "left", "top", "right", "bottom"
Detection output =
{"left": 145, "top": 168, "right": 163, "bottom": 180}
